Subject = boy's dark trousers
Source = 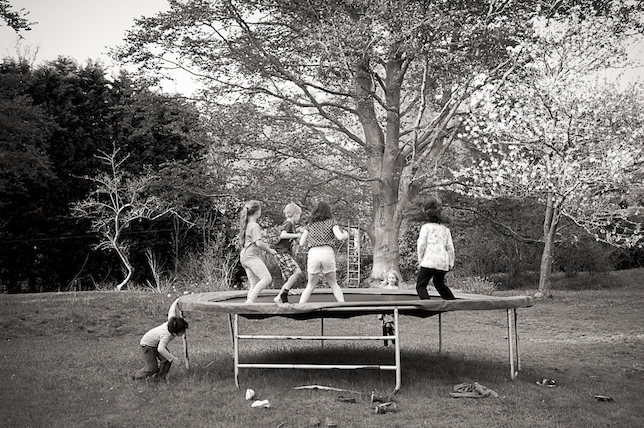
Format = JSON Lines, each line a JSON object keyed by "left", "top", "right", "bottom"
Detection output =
{"left": 382, "top": 321, "right": 395, "bottom": 346}
{"left": 133, "top": 346, "right": 172, "bottom": 379}
{"left": 416, "top": 267, "right": 455, "bottom": 300}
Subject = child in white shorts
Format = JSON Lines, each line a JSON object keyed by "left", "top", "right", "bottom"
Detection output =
{"left": 298, "top": 201, "right": 348, "bottom": 303}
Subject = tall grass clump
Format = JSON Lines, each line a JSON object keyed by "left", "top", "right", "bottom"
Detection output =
{"left": 450, "top": 275, "right": 498, "bottom": 294}
{"left": 179, "top": 240, "right": 239, "bottom": 292}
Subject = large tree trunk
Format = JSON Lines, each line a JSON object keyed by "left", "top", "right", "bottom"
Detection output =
{"left": 369, "top": 190, "right": 404, "bottom": 284}
{"left": 536, "top": 194, "right": 559, "bottom": 298}
{"left": 355, "top": 55, "right": 407, "bottom": 285}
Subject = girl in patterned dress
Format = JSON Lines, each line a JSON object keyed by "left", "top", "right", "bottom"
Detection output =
{"left": 298, "top": 201, "right": 349, "bottom": 303}
{"left": 407, "top": 196, "right": 455, "bottom": 300}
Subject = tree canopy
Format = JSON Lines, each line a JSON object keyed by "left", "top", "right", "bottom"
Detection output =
{"left": 114, "top": 0, "right": 644, "bottom": 282}
{"left": 0, "top": 0, "right": 33, "bottom": 33}
{"left": 455, "top": 9, "right": 644, "bottom": 296}
{"left": 114, "top": 0, "right": 561, "bottom": 281}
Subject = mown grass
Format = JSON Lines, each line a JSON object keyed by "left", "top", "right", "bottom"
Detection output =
{"left": 1, "top": 269, "right": 643, "bottom": 427}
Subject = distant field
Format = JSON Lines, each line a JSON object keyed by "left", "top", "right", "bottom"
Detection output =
{"left": 1, "top": 269, "right": 642, "bottom": 427}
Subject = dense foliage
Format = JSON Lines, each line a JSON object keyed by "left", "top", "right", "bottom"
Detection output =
{"left": 0, "top": 58, "right": 224, "bottom": 292}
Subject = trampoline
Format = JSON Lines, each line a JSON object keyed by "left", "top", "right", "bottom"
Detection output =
{"left": 175, "top": 289, "right": 533, "bottom": 391}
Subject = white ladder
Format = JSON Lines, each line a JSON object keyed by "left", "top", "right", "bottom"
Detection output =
{"left": 346, "top": 223, "right": 361, "bottom": 288}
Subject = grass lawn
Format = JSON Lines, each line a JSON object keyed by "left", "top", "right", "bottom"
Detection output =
{"left": 1, "top": 269, "right": 643, "bottom": 427}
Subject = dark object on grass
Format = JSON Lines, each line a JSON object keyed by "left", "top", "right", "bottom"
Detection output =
{"left": 449, "top": 382, "right": 499, "bottom": 398}
{"left": 325, "top": 416, "right": 338, "bottom": 427}
{"left": 536, "top": 378, "right": 556, "bottom": 387}
{"left": 375, "top": 402, "right": 398, "bottom": 414}
{"left": 594, "top": 395, "right": 614, "bottom": 402}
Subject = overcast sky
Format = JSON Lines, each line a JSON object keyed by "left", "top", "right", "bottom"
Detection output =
{"left": 0, "top": 0, "right": 198, "bottom": 94}
{"left": 1, "top": 0, "right": 642, "bottom": 95}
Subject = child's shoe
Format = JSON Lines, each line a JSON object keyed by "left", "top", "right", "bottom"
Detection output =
{"left": 273, "top": 291, "right": 289, "bottom": 304}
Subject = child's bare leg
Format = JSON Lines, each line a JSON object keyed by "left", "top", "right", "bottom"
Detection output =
{"left": 278, "top": 268, "right": 301, "bottom": 294}
{"left": 325, "top": 271, "right": 345, "bottom": 302}
{"left": 298, "top": 272, "right": 319, "bottom": 303}
{"left": 274, "top": 268, "right": 302, "bottom": 303}
{"left": 281, "top": 268, "right": 302, "bottom": 291}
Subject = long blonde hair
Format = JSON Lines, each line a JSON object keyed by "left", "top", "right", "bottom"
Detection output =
{"left": 239, "top": 200, "right": 261, "bottom": 248}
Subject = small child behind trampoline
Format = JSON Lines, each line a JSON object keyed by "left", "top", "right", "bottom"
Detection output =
{"left": 377, "top": 270, "right": 401, "bottom": 346}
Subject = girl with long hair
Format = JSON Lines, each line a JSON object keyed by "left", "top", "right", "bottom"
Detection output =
{"left": 239, "top": 200, "right": 277, "bottom": 303}
{"left": 406, "top": 195, "right": 455, "bottom": 300}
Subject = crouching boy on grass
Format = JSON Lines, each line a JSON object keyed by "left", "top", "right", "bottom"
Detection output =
{"left": 132, "top": 315, "right": 188, "bottom": 381}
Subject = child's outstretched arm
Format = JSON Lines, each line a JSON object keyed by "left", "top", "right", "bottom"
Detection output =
{"left": 157, "top": 336, "right": 179, "bottom": 365}
{"left": 255, "top": 239, "right": 277, "bottom": 255}
{"left": 167, "top": 298, "right": 181, "bottom": 320}
{"left": 333, "top": 225, "right": 348, "bottom": 241}
{"left": 280, "top": 230, "right": 302, "bottom": 240}
{"left": 299, "top": 229, "right": 309, "bottom": 247}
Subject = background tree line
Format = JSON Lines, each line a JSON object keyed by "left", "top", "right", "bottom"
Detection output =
{"left": 1, "top": 56, "right": 641, "bottom": 294}
{"left": 0, "top": 57, "right": 236, "bottom": 293}
{"left": 2, "top": 0, "right": 643, "bottom": 295}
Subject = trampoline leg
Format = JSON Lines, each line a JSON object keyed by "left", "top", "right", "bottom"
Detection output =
{"left": 438, "top": 313, "right": 443, "bottom": 354}
{"left": 320, "top": 318, "right": 325, "bottom": 348}
{"left": 228, "top": 313, "right": 234, "bottom": 351}
{"left": 179, "top": 308, "right": 189, "bottom": 370}
{"left": 182, "top": 332, "right": 190, "bottom": 370}
{"left": 234, "top": 314, "right": 240, "bottom": 388}
{"left": 514, "top": 308, "right": 521, "bottom": 372}
{"left": 394, "top": 308, "right": 401, "bottom": 393}
{"left": 507, "top": 309, "right": 517, "bottom": 380}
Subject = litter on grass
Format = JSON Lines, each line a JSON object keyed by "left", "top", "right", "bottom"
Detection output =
{"left": 294, "top": 384, "right": 362, "bottom": 394}
{"left": 337, "top": 396, "right": 357, "bottom": 403}
{"left": 536, "top": 378, "right": 557, "bottom": 387}
{"left": 594, "top": 395, "right": 614, "bottom": 402}
{"left": 449, "top": 382, "right": 499, "bottom": 398}
{"left": 325, "top": 416, "right": 338, "bottom": 427}
{"left": 251, "top": 399, "right": 270, "bottom": 408}
{"left": 375, "top": 402, "right": 398, "bottom": 414}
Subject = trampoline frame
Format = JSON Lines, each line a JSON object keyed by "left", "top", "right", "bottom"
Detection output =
{"left": 176, "top": 289, "right": 529, "bottom": 392}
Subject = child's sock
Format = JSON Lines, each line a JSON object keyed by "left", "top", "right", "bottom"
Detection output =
{"left": 273, "top": 289, "right": 289, "bottom": 304}
{"left": 280, "top": 292, "right": 289, "bottom": 303}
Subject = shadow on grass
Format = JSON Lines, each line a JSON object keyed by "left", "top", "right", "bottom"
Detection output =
{"left": 185, "top": 345, "right": 517, "bottom": 394}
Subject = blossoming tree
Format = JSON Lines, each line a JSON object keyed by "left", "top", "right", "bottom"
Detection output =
{"left": 456, "top": 11, "right": 644, "bottom": 297}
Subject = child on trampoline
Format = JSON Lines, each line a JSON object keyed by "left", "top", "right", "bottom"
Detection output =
{"left": 298, "top": 201, "right": 349, "bottom": 304}
{"left": 273, "top": 202, "right": 304, "bottom": 304}
{"left": 132, "top": 312, "right": 188, "bottom": 381}
{"left": 239, "top": 200, "right": 278, "bottom": 303}
{"left": 408, "top": 195, "right": 455, "bottom": 300}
